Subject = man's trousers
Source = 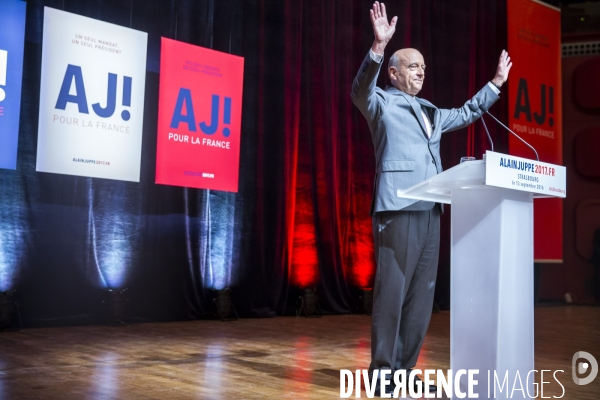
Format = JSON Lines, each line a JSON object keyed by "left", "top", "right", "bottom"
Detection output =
{"left": 369, "top": 207, "right": 440, "bottom": 373}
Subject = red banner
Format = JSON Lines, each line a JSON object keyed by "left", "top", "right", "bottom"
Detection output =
{"left": 156, "top": 38, "right": 244, "bottom": 192}
{"left": 508, "top": 0, "right": 562, "bottom": 261}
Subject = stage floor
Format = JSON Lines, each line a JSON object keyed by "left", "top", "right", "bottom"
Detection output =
{"left": 0, "top": 306, "right": 598, "bottom": 399}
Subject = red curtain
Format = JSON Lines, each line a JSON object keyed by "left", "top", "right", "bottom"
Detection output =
{"left": 249, "top": 0, "right": 508, "bottom": 313}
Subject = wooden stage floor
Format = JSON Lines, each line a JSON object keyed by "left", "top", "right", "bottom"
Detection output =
{"left": 0, "top": 306, "right": 598, "bottom": 399}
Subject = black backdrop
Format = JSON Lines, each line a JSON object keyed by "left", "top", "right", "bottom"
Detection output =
{"left": 1, "top": 0, "right": 508, "bottom": 327}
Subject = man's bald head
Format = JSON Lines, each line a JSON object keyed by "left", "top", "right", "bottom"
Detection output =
{"left": 388, "top": 48, "right": 426, "bottom": 95}
{"left": 387, "top": 48, "right": 421, "bottom": 70}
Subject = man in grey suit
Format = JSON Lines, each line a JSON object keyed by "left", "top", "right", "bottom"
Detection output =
{"left": 351, "top": 2, "right": 512, "bottom": 394}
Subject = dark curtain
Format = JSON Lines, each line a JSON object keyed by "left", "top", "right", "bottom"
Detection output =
{"left": 250, "top": 0, "right": 509, "bottom": 313}
{"left": 1, "top": 0, "right": 507, "bottom": 327}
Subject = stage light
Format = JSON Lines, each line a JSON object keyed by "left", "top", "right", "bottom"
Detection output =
{"left": 0, "top": 290, "right": 20, "bottom": 331}
{"left": 212, "top": 288, "right": 238, "bottom": 321}
{"left": 87, "top": 179, "right": 139, "bottom": 290}
{"left": 102, "top": 288, "right": 130, "bottom": 325}
{"left": 359, "top": 288, "right": 373, "bottom": 315}
{"left": 185, "top": 189, "right": 240, "bottom": 292}
{"left": 296, "top": 287, "right": 323, "bottom": 318}
{"left": 97, "top": 247, "right": 130, "bottom": 290}
{"left": 0, "top": 199, "right": 28, "bottom": 292}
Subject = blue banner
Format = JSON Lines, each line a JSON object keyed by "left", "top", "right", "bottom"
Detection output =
{"left": 0, "top": 0, "right": 27, "bottom": 170}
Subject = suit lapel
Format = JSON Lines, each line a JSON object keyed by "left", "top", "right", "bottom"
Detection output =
{"left": 411, "top": 101, "right": 429, "bottom": 138}
{"left": 396, "top": 90, "right": 428, "bottom": 137}
{"left": 417, "top": 97, "right": 438, "bottom": 138}
{"left": 386, "top": 87, "right": 437, "bottom": 139}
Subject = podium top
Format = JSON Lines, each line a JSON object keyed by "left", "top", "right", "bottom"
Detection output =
{"left": 397, "top": 160, "right": 488, "bottom": 204}
{"left": 397, "top": 152, "right": 565, "bottom": 204}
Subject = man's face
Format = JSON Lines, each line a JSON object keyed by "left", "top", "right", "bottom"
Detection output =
{"left": 390, "top": 49, "right": 426, "bottom": 96}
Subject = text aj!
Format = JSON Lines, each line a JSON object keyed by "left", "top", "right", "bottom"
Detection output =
{"left": 168, "top": 132, "right": 230, "bottom": 149}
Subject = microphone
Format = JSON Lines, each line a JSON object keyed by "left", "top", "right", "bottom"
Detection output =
{"left": 480, "top": 104, "right": 540, "bottom": 161}
{"left": 468, "top": 103, "right": 494, "bottom": 153}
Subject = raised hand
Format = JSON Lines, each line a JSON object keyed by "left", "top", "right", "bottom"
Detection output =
{"left": 370, "top": 2, "right": 397, "bottom": 54}
{"left": 492, "top": 50, "right": 512, "bottom": 88}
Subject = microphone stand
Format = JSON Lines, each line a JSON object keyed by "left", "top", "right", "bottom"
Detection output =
{"left": 484, "top": 111, "right": 539, "bottom": 161}
{"left": 468, "top": 103, "right": 494, "bottom": 154}
{"left": 479, "top": 114, "right": 494, "bottom": 153}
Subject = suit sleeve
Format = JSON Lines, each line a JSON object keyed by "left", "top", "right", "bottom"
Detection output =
{"left": 438, "top": 83, "right": 500, "bottom": 133}
{"left": 350, "top": 52, "right": 386, "bottom": 123}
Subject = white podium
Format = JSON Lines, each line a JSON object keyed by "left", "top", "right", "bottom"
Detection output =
{"left": 397, "top": 151, "right": 566, "bottom": 399}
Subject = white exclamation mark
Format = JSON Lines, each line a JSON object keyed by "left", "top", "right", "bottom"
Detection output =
{"left": 0, "top": 49, "right": 7, "bottom": 102}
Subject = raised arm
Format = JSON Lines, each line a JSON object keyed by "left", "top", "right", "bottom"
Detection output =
{"left": 491, "top": 50, "right": 512, "bottom": 89}
{"left": 370, "top": 2, "right": 398, "bottom": 55}
{"left": 351, "top": 2, "right": 398, "bottom": 122}
{"left": 438, "top": 50, "right": 512, "bottom": 132}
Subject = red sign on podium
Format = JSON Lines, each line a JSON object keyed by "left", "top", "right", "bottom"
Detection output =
{"left": 156, "top": 38, "right": 244, "bottom": 192}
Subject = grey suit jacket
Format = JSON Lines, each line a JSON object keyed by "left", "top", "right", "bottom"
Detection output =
{"left": 351, "top": 52, "right": 500, "bottom": 215}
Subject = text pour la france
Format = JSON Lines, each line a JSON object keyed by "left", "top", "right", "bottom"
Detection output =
{"left": 168, "top": 132, "right": 230, "bottom": 149}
